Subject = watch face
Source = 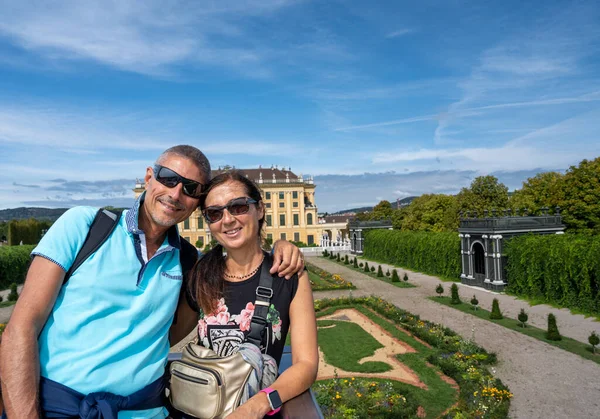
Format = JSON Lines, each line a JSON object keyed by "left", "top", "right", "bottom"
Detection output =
{"left": 268, "top": 390, "right": 283, "bottom": 409}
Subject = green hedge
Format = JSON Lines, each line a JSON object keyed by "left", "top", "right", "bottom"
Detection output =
{"left": 363, "top": 230, "right": 461, "bottom": 280}
{"left": 0, "top": 245, "right": 35, "bottom": 289}
{"left": 7, "top": 219, "right": 51, "bottom": 246}
{"left": 505, "top": 234, "right": 600, "bottom": 315}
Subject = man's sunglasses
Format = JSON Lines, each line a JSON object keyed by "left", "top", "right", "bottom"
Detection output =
{"left": 203, "top": 197, "right": 258, "bottom": 224}
{"left": 153, "top": 165, "right": 204, "bottom": 198}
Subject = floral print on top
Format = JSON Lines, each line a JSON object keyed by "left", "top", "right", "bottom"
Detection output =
{"left": 192, "top": 260, "right": 298, "bottom": 365}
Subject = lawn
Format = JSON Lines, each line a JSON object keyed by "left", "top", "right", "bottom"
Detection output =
{"left": 430, "top": 296, "right": 600, "bottom": 365}
{"left": 0, "top": 300, "right": 16, "bottom": 308}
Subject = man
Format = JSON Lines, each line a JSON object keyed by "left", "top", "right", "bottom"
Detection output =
{"left": 0, "top": 145, "right": 304, "bottom": 418}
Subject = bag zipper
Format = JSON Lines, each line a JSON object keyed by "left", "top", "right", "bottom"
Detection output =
{"left": 174, "top": 360, "right": 223, "bottom": 386}
{"left": 171, "top": 369, "right": 210, "bottom": 385}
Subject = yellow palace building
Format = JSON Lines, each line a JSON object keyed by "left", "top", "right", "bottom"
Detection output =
{"left": 134, "top": 165, "right": 324, "bottom": 248}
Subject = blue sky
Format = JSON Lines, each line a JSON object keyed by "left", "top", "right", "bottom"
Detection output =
{"left": 1, "top": 0, "right": 599, "bottom": 212}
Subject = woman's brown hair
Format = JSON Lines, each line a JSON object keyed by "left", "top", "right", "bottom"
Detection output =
{"left": 187, "top": 170, "right": 265, "bottom": 314}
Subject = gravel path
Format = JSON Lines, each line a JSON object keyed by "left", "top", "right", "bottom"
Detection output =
{"left": 309, "top": 256, "right": 600, "bottom": 419}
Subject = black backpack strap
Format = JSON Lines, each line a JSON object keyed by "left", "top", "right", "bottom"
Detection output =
{"left": 63, "top": 209, "right": 122, "bottom": 284}
{"left": 245, "top": 253, "right": 274, "bottom": 349}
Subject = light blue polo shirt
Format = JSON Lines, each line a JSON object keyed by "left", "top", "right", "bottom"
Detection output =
{"left": 32, "top": 196, "right": 183, "bottom": 419}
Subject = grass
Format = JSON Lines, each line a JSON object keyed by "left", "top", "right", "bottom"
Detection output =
{"left": 430, "top": 296, "right": 600, "bottom": 365}
{"left": 0, "top": 300, "right": 16, "bottom": 308}
{"left": 504, "top": 291, "right": 600, "bottom": 322}
{"left": 315, "top": 303, "right": 457, "bottom": 418}
{"left": 306, "top": 262, "right": 356, "bottom": 291}
{"left": 317, "top": 319, "right": 391, "bottom": 373}
{"left": 322, "top": 255, "right": 416, "bottom": 288}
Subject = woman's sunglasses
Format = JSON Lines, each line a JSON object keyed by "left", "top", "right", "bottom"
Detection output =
{"left": 203, "top": 197, "right": 258, "bottom": 224}
{"left": 153, "top": 165, "right": 204, "bottom": 198}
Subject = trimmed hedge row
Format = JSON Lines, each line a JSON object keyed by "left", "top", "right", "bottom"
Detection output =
{"left": 0, "top": 245, "right": 34, "bottom": 289}
{"left": 363, "top": 229, "right": 461, "bottom": 280}
{"left": 505, "top": 234, "right": 600, "bottom": 315}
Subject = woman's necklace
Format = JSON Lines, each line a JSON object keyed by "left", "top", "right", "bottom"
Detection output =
{"left": 224, "top": 254, "right": 265, "bottom": 280}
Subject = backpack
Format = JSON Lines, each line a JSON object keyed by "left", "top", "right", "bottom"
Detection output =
{"left": 64, "top": 208, "right": 198, "bottom": 284}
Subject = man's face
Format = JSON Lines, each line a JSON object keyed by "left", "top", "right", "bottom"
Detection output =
{"left": 143, "top": 154, "right": 207, "bottom": 229}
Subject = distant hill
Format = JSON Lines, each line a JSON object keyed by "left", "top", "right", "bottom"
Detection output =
{"left": 331, "top": 196, "right": 418, "bottom": 215}
{"left": 0, "top": 207, "right": 69, "bottom": 222}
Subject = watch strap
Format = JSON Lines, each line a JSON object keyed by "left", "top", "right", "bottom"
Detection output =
{"left": 260, "top": 387, "right": 282, "bottom": 415}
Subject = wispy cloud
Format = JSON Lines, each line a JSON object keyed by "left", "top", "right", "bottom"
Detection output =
{"left": 386, "top": 28, "right": 413, "bottom": 38}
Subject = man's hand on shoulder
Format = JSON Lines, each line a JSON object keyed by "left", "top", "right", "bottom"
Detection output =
{"left": 271, "top": 240, "right": 304, "bottom": 279}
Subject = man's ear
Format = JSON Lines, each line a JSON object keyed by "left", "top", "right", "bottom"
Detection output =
{"left": 144, "top": 166, "right": 153, "bottom": 185}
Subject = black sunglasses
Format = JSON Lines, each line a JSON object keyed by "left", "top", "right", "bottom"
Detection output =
{"left": 203, "top": 197, "right": 258, "bottom": 224}
{"left": 153, "top": 165, "right": 204, "bottom": 198}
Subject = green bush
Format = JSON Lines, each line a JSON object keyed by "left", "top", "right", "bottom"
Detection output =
{"left": 363, "top": 229, "right": 460, "bottom": 280}
{"left": 518, "top": 308, "right": 528, "bottom": 328}
{"left": 363, "top": 262, "right": 370, "bottom": 273}
{"left": 386, "top": 269, "right": 390, "bottom": 277}
{"left": 391, "top": 269, "right": 400, "bottom": 282}
{"left": 589, "top": 331, "right": 600, "bottom": 354}
{"left": 344, "top": 255, "right": 349, "bottom": 264}
{"left": 436, "top": 283, "right": 444, "bottom": 296}
{"left": 8, "top": 282, "right": 19, "bottom": 302}
{"left": 403, "top": 272, "right": 409, "bottom": 282}
{"left": 0, "top": 245, "right": 35, "bottom": 289}
{"left": 546, "top": 313, "right": 561, "bottom": 341}
{"left": 505, "top": 234, "right": 600, "bottom": 316}
{"left": 336, "top": 253, "right": 341, "bottom": 262}
{"left": 359, "top": 262, "right": 364, "bottom": 268}
{"left": 323, "top": 249, "right": 329, "bottom": 257}
{"left": 7, "top": 218, "right": 51, "bottom": 246}
{"left": 490, "top": 298, "right": 503, "bottom": 320}
{"left": 370, "top": 266, "right": 375, "bottom": 272}
{"left": 353, "top": 258, "right": 358, "bottom": 268}
{"left": 450, "top": 283, "right": 461, "bottom": 305}
{"left": 470, "top": 295, "right": 479, "bottom": 310}
{"left": 377, "top": 265, "right": 383, "bottom": 277}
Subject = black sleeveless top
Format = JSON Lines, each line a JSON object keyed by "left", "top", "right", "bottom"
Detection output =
{"left": 191, "top": 262, "right": 299, "bottom": 366}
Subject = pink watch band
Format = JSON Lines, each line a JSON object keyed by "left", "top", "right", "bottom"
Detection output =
{"left": 260, "top": 387, "right": 281, "bottom": 415}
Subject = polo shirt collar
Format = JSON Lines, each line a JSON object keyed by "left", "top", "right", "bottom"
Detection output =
{"left": 126, "top": 191, "right": 182, "bottom": 250}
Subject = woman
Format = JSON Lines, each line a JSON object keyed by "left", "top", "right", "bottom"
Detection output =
{"left": 186, "top": 171, "right": 318, "bottom": 419}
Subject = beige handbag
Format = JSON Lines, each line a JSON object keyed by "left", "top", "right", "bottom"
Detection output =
{"left": 169, "top": 259, "right": 275, "bottom": 418}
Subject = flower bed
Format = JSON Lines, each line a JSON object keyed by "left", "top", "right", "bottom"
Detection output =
{"left": 314, "top": 296, "right": 511, "bottom": 418}
{"left": 306, "top": 261, "right": 355, "bottom": 291}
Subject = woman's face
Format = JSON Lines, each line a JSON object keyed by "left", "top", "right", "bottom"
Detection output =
{"left": 204, "top": 180, "right": 264, "bottom": 251}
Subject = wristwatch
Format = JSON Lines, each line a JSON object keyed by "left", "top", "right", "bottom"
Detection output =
{"left": 260, "top": 387, "right": 282, "bottom": 415}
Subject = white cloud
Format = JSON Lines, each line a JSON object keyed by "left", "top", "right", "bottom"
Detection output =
{"left": 385, "top": 29, "right": 413, "bottom": 38}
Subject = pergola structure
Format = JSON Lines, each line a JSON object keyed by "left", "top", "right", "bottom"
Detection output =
{"left": 348, "top": 219, "right": 393, "bottom": 254}
{"left": 458, "top": 208, "right": 565, "bottom": 291}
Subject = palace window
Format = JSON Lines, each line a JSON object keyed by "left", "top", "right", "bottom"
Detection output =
{"left": 292, "top": 191, "right": 298, "bottom": 199}
{"left": 183, "top": 219, "right": 190, "bottom": 230}
{"left": 293, "top": 214, "right": 299, "bottom": 226}
{"left": 279, "top": 202, "right": 284, "bottom": 208}
{"left": 266, "top": 192, "right": 271, "bottom": 199}
{"left": 265, "top": 203, "right": 271, "bottom": 208}
{"left": 293, "top": 202, "right": 298, "bottom": 208}
{"left": 307, "top": 235, "right": 314, "bottom": 245}
{"left": 279, "top": 192, "right": 284, "bottom": 199}
{"left": 197, "top": 217, "right": 203, "bottom": 229}
{"left": 294, "top": 232, "right": 300, "bottom": 242}
{"left": 266, "top": 215, "right": 272, "bottom": 226}
{"left": 307, "top": 213, "right": 313, "bottom": 225}
{"left": 196, "top": 236, "right": 204, "bottom": 248}
{"left": 280, "top": 233, "right": 286, "bottom": 240}
{"left": 280, "top": 214, "right": 286, "bottom": 226}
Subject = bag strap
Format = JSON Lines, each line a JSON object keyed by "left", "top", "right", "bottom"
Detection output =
{"left": 245, "top": 253, "right": 274, "bottom": 349}
{"left": 63, "top": 209, "right": 122, "bottom": 284}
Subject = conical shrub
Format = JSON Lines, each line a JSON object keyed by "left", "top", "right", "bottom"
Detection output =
{"left": 377, "top": 265, "right": 383, "bottom": 277}
{"left": 8, "top": 283, "right": 19, "bottom": 302}
{"left": 546, "top": 313, "right": 562, "bottom": 341}
{"left": 490, "top": 298, "right": 503, "bottom": 319}
{"left": 391, "top": 269, "right": 400, "bottom": 282}
{"left": 363, "top": 262, "right": 370, "bottom": 273}
{"left": 403, "top": 272, "right": 409, "bottom": 282}
{"left": 450, "top": 283, "right": 461, "bottom": 305}
{"left": 353, "top": 258, "right": 358, "bottom": 268}
{"left": 518, "top": 308, "right": 528, "bottom": 328}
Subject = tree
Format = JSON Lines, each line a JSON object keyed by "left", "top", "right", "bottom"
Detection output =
{"left": 370, "top": 266, "right": 375, "bottom": 272}
{"left": 391, "top": 269, "right": 400, "bottom": 282}
{"left": 518, "top": 308, "right": 529, "bottom": 328}
{"left": 336, "top": 253, "right": 341, "bottom": 262}
{"left": 546, "top": 313, "right": 562, "bottom": 341}
{"left": 377, "top": 265, "right": 383, "bottom": 277}
{"left": 353, "top": 258, "right": 359, "bottom": 268}
{"left": 560, "top": 157, "right": 600, "bottom": 233}
{"left": 490, "top": 298, "right": 503, "bottom": 319}
{"left": 371, "top": 200, "right": 394, "bottom": 220}
{"left": 401, "top": 194, "right": 459, "bottom": 232}
{"left": 403, "top": 272, "right": 409, "bottom": 282}
{"left": 457, "top": 176, "right": 509, "bottom": 216}
{"left": 589, "top": 331, "right": 600, "bottom": 354}
{"left": 510, "top": 171, "right": 564, "bottom": 215}
{"left": 363, "top": 262, "right": 370, "bottom": 273}
{"left": 470, "top": 295, "right": 479, "bottom": 310}
{"left": 435, "top": 283, "right": 444, "bottom": 297}
{"left": 386, "top": 269, "right": 391, "bottom": 277}
{"left": 450, "top": 283, "right": 461, "bottom": 304}
{"left": 8, "top": 282, "right": 19, "bottom": 302}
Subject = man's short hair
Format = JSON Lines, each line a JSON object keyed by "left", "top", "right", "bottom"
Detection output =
{"left": 156, "top": 145, "right": 211, "bottom": 180}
